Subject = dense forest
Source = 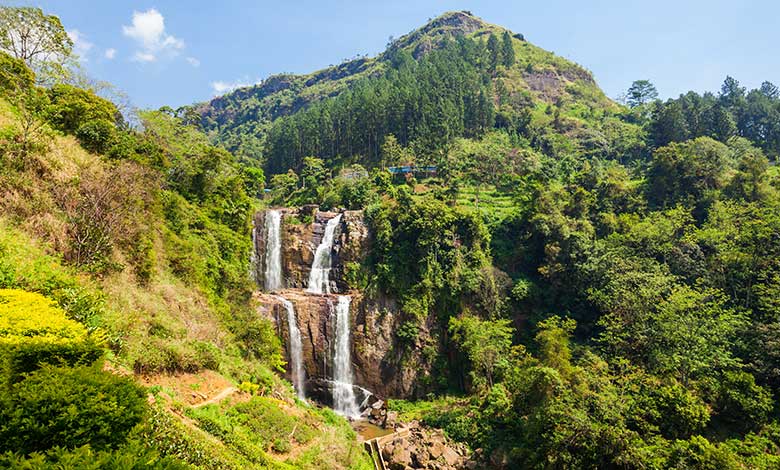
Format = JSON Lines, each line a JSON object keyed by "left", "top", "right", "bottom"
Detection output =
{"left": 4, "top": 5, "right": 780, "bottom": 469}
{"left": 229, "top": 12, "right": 780, "bottom": 469}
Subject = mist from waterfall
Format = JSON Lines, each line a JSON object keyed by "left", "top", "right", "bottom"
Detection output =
{"left": 264, "top": 210, "right": 283, "bottom": 291}
{"left": 307, "top": 214, "right": 342, "bottom": 294}
{"left": 332, "top": 295, "right": 360, "bottom": 418}
{"left": 277, "top": 296, "right": 306, "bottom": 401}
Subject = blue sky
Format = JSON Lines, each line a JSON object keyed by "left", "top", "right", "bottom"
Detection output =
{"left": 18, "top": 0, "right": 780, "bottom": 109}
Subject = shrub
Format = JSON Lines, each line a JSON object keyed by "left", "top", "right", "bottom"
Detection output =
{"left": 45, "top": 84, "right": 118, "bottom": 135}
{"left": 0, "top": 441, "right": 188, "bottom": 469}
{"left": 0, "top": 51, "right": 34, "bottom": 94}
{"left": 0, "top": 365, "right": 147, "bottom": 454}
{"left": 0, "top": 289, "right": 103, "bottom": 383}
{"left": 76, "top": 119, "right": 117, "bottom": 154}
{"left": 713, "top": 371, "right": 773, "bottom": 432}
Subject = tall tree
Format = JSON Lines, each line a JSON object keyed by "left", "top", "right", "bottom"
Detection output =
{"left": 487, "top": 33, "right": 499, "bottom": 72}
{"left": 0, "top": 7, "right": 73, "bottom": 82}
{"left": 500, "top": 31, "right": 515, "bottom": 68}
{"left": 626, "top": 80, "right": 658, "bottom": 108}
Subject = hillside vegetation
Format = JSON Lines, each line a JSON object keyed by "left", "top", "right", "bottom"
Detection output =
{"left": 211, "top": 11, "right": 780, "bottom": 470}
{"left": 5, "top": 5, "right": 780, "bottom": 469}
{"left": 0, "top": 28, "right": 370, "bottom": 468}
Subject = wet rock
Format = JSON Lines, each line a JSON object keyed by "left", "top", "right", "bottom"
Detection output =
{"left": 378, "top": 422, "right": 470, "bottom": 470}
{"left": 254, "top": 207, "right": 437, "bottom": 399}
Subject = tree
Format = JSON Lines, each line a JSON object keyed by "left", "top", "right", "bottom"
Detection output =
{"left": 0, "top": 55, "right": 51, "bottom": 160}
{"left": 487, "top": 33, "right": 499, "bottom": 72}
{"left": 720, "top": 76, "right": 746, "bottom": 108}
{"left": 626, "top": 80, "right": 658, "bottom": 108}
{"left": 449, "top": 313, "right": 514, "bottom": 388}
{"left": 650, "top": 100, "right": 689, "bottom": 147}
{"left": 0, "top": 7, "right": 73, "bottom": 82}
{"left": 500, "top": 31, "right": 515, "bottom": 68}
{"left": 646, "top": 137, "right": 731, "bottom": 208}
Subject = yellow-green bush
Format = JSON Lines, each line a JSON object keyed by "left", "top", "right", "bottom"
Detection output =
{"left": 0, "top": 289, "right": 88, "bottom": 343}
{"left": 0, "top": 289, "right": 102, "bottom": 382}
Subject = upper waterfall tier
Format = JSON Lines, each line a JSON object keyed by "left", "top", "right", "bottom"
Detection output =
{"left": 307, "top": 214, "right": 343, "bottom": 294}
{"left": 264, "top": 210, "right": 283, "bottom": 291}
{"left": 252, "top": 207, "right": 369, "bottom": 292}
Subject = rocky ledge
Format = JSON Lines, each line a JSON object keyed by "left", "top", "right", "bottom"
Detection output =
{"left": 377, "top": 421, "right": 475, "bottom": 470}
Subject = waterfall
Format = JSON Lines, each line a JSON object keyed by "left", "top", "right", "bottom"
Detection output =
{"left": 278, "top": 296, "right": 306, "bottom": 401}
{"left": 306, "top": 214, "right": 342, "bottom": 294}
{"left": 264, "top": 210, "right": 283, "bottom": 291}
{"left": 332, "top": 295, "right": 360, "bottom": 418}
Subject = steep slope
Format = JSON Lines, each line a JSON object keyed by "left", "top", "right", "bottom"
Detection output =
{"left": 194, "top": 11, "right": 620, "bottom": 166}
{"left": 0, "top": 51, "right": 371, "bottom": 469}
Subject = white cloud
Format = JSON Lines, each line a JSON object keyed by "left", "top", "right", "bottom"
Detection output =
{"left": 186, "top": 56, "right": 200, "bottom": 67}
{"left": 67, "top": 29, "right": 93, "bottom": 62}
{"left": 211, "top": 80, "right": 249, "bottom": 94}
{"left": 104, "top": 48, "right": 116, "bottom": 59}
{"left": 122, "top": 8, "right": 184, "bottom": 63}
{"left": 133, "top": 51, "right": 156, "bottom": 62}
{"left": 210, "top": 77, "right": 264, "bottom": 94}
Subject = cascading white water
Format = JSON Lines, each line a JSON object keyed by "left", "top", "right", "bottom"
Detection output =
{"left": 306, "top": 214, "right": 342, "bottom": 294}
{"left": 332, "top": 295, "right": 360, "bottom": 418}
{"left": 277, "top": 296, "right": 306, "bottom": 401}
{"left": 264, "top": 210, "right": 283, "bottom": 291}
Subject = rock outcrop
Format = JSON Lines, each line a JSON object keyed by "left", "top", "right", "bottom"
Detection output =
{"left": 253, "top": 206, "right": 434, "bottom": 401}
{"left": 255, "top": 288, "right": 429, "bottom": 399}
{"left": 377, "top": 422, "right": 475, "bottom": 470}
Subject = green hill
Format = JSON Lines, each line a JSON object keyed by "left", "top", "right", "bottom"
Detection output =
{"left": 193, "top": 11, "right": 628, "bottom": 172}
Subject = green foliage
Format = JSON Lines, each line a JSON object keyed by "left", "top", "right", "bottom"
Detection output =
{"left": 449, "top": 313, "right": 514, "bottom": 388}
{"left": 265, "top": 37, "right": 496, "bottom": 173}
{"left": 0, "top": 365, "right": 146, "bottom": 454}
{"left": 0, "top": 51, "right": 34, "bottom": 93}
{"left": 46, "top": 84, "right": 118, "bottom": 135}
{"left": 0, "top": 7, "right": 73, "bottom": 82}
{"left": 626, "top": 79, "right": 658, "bottom": 108}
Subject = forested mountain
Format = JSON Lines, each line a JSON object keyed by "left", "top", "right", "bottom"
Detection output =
{"left": 192, "top": 11, "right": 624, "bottom": 172}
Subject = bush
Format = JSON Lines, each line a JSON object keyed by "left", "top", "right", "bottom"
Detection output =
{"left": 45, "top": 84, "right": 118, "bottom": 135}
{"left": 0, "top": 441, "right": 188, "bottom": 469}
{"left": 0, "top": 51, "right": 34, "bottom": 94}
{"left": 0, "top": 365, "right": 147, "bottom": 454}
{"left": 76, "top": 119, "right": 117, "bottom": 154}
{"left": 0, "top": 289, "right": 103, "bottom": 383}
{"left": 713, "top": 371, "right": 773, "bottom": 432}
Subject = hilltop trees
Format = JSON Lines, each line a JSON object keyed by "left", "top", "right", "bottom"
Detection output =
{"left": 500, "top": 31, "right": 515, "bottom": 68}
{"left": 647, "top": 76, "right": 780, "bottom": 156}
{"left": 265, "top": 37, "right": 496, "bottom": 173}
{"left": 0, "top": 7, "right": 73, "bottom": 82}
{"left": 627, "top": 79, "right": 658, "bottom": 107}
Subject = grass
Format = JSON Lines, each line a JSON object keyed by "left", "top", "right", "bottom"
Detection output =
{"left": 387, "top": 396, "right": 466, "bottom": 422}
{"left": 455, "top": 185, "right": 516, "bottom": 221}
{"left": 184, "top": 396, "right": 373, "bottom": 470}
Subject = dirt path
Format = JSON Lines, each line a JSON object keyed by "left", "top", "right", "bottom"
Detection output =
{"left": 192, "top": 386, "right": 238, "bottom": 408}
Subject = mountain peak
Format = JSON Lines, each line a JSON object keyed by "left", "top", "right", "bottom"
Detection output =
{"left": 390, "top": 11, "right": 498, "bottom": 58}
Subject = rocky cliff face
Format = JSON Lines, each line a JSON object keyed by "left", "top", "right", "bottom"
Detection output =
{"left": 253, "top": 206, "right": 369, "bottom": 291}
{"left": 255, "top": 288, "right": 429, "bottom": 400}
{"left": 252, "top": 207, "right": 432, "bottom": 400}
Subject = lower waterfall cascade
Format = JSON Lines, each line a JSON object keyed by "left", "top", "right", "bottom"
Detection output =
{"left": 332, "top": 295, "right": 360, "bottom": 418}
{"left": 277, "top": 296, "right": 306, "bottom": 401}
